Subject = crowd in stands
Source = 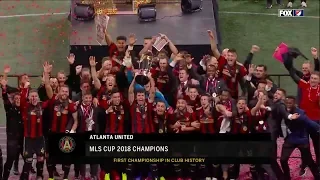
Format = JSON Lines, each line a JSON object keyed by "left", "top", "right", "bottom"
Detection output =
{"left": 0, "top": 30, "right": 319, "bottom": 180}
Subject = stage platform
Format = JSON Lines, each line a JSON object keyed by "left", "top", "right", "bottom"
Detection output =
{"left": 70, "top": 0, "right": 218, "bottom": 46}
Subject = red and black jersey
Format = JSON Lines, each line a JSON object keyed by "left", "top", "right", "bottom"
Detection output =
{"left": 50, "top": 95, "right": 77, "bottom": 133}
{"left": 20, "top": 88, "right": 49, "bottom": 138}
{"left": 97, "top": 86, "right": 113, "bottom": 109}
{"left": 109, "top": 43, "right": 124, "bottom": 68}
{"left": 130, "top": 101, "right": 154, "bottom": 133}
{"left": 252, "top": 109, "right": 268, "bottom": 133}
{"left": 152, "top": 68, "right": 172, "bottom": 94}
{"left": 152, "top": 111, "right": 171, "bottom": 133}
{"left": 230, "top": 110, "right": 252, "bottom": 134}
{"left": 217, "top": 56, "right": 247, "bottom": 99}
{"left": 185, "top": 95, "right": 201, "bottom": 111}
{"left": 196, "top": 107, "right": 217, "bottom": 134}
{"left": 105, "top": 105, "right": 127, "bottom": 134}
{"left": 170, "top": 109, "right": 196, "bottom": 133}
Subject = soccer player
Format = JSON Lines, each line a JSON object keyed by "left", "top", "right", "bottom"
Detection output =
{"left": 104, "top": 30, "right": 128, "bottom": 68}
{"left": 151, "top": 101, "right": 173, "bottom": 180}
{"left": 19, "top": 84, "right": 48, "bottom": 180}
{"left": 194, "top": 94, "right": 219, "bottom": 179}
{"left": 74, "top": 92, "right": 98, "bottom": 180}
{"left": 43, "top": 64, "right": 78, "bottom": 180}
{"left": 1, "top": 78, "right": 22, "bottom": 180}
{"left": 170, "top": 96, "right": 197, "bottom": 179}
{"left": 208, "top": 30, "right": 248, "bottom": 99}
{"left": 127, "top": 72, "right": 155, "bottom": 179}
{"left": 100, "top": 88, "right": 130, "bottom": 180}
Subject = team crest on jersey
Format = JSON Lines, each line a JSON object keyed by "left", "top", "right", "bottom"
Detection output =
{"left": 54, "top": 106, "right": 60, "bottom": 112}
{"left": 102, "top": 95, "right": 107, "bottom": 100}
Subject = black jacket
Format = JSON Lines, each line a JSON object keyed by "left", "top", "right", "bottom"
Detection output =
{"left": 1, "top": 88, "right": 23, "bottom": 139}
{"left": 268, "top": 100, "right": 290, "bottom": 139}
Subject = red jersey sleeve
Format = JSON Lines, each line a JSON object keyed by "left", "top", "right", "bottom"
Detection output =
{"left": 108, "top": 43, "right": 117, "bottom": 57}
{"left": 68, "top": 102, "right": 77, "bottom": 113}
{"left": 217, "top": 56, "right": 227, "bottom": 72}
{"left": 298, "top": 79, "right": 309, "bottom": 89}
{"left": 239, "top": 65, "right": 247, "bottom": 78}
{"left": 42, "top": 100, "right": 50, "bottom": 109}
{"left": 190, "top": 112, "right": 197, "bottom": 122}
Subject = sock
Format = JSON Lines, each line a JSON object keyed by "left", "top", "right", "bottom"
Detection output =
{"left": 36, "top": 161, "right": 44, "bottom": 178}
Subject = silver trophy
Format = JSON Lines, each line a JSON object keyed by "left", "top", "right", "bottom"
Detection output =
{"left": 135, "top": 51, "right": 153, "bottom": 85}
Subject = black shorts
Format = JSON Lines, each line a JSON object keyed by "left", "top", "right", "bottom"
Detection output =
{"left": 23, "top": 137, "right": 45, "bottom": 158}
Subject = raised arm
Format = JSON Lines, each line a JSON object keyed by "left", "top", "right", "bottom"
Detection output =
{"left": 43, "top": 62, "right": 54, "bottom": 99}
{"left": 311, "top": 47, "right": 319, "bottom": 71}
{"left": 187, "top": 65, "right": 203, "bottom": 82}
{"left": 89, "top": 56, "right": 101, "bottom": 90}
{"left": 139, "top": 37, "right": 156, "bottom": 57}
{"left": 2, "top": 65, "right": 11, "bottom": 81}
{"left": 159, "top": 33, "right": 178, "bottom": 56}
{"left": 147, "top": 72, "right": 156, "bottom": 103}
{"left": 0, "top": 78, "right": 12, "bottom": 111}
{"left": 104, "top": 30, "right": 113, "bottom": 46}
{"left": 243, "top": 45, "right": 260, "bottom": 69}
{"left": 282, "top": 52, "right": 303, "bottom": 78}
{"left": 251, "top": 93, "right": 263, "bottom": 115}
{"left": 207, "top": 30, "right": 220, "bottom": 59}
{"left": 128, "top": 73, "right": 136, "bottom": 105}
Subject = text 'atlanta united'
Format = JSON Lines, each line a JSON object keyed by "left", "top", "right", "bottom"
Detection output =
{"left": 89, "top": 134, "right": 134, "bottom": 140}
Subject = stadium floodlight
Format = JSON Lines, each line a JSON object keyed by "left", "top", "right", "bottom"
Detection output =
{"left": 138, "top": 3, "right": 157, "bottom": 22}
{"left": 181, "top": 0, "right": 203, "bottom": 14}
{"left": 73, "top": 3, "right": 95, "bottom": 21}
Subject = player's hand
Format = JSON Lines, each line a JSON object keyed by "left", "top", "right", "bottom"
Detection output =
{"left": 128, "top": 33, "right": 137, "bottom": 46}
{"left": 180, "top": 125, "right": 187, "bottom": 131}
{"left": 290, "top": 113, "right": 300, "bottom": 120}
{"left": 191, "top": 121, "right": 200, "bottom": 129}
{"left": 251, "top": 45, "right": 260, "bottom": 53}
{"left": 311, "top": 47, "right": 318, "bottom": 58}
{"left": 225, "top": 111, "right": 233, "bottom": 117}
{"left": 24, "top": 81, "right": 30, "bottom": 88}
{"left": 89, "top": 56, "right": 97, "bottom": 67}
{"left": 93, "top": 98, "right": 99, "bottom": 107}
{"left": 75, "top": 65, "right": 82, "bottom": 75}
{"left": 67, "top": 53, "right": 75, "bottom": 64}
{"left": 207, "top": 30, "right": 214, "bottom": 39}
{"left": 3, "top": 65, "right": 11, "bottom": 74}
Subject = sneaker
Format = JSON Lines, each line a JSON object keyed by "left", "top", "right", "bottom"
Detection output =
{"left": 122, "top": 173, "right": 127, "bottom": 180}
{"left": 48, "top": 178, "right": 54, "bottom": 180}
{"left": 13, "top": 168, "right": 19, "bottom": 175}
{"left": 266, "top": 4, "right": 272, "bottom": 9}
{"left": 287, "top": 2, "right": 293, "bottom": 8}
{"left": 104, "top": 173, "right": 111, "bottom": 180}
{"left": 301, "top": 2, "right": 307, "bottom": 7}
{"left": 159, "top": 177, "right": 165, "bottom": 180}
{"left": 299, "top": 167, "right": 307, "bottom": 176}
